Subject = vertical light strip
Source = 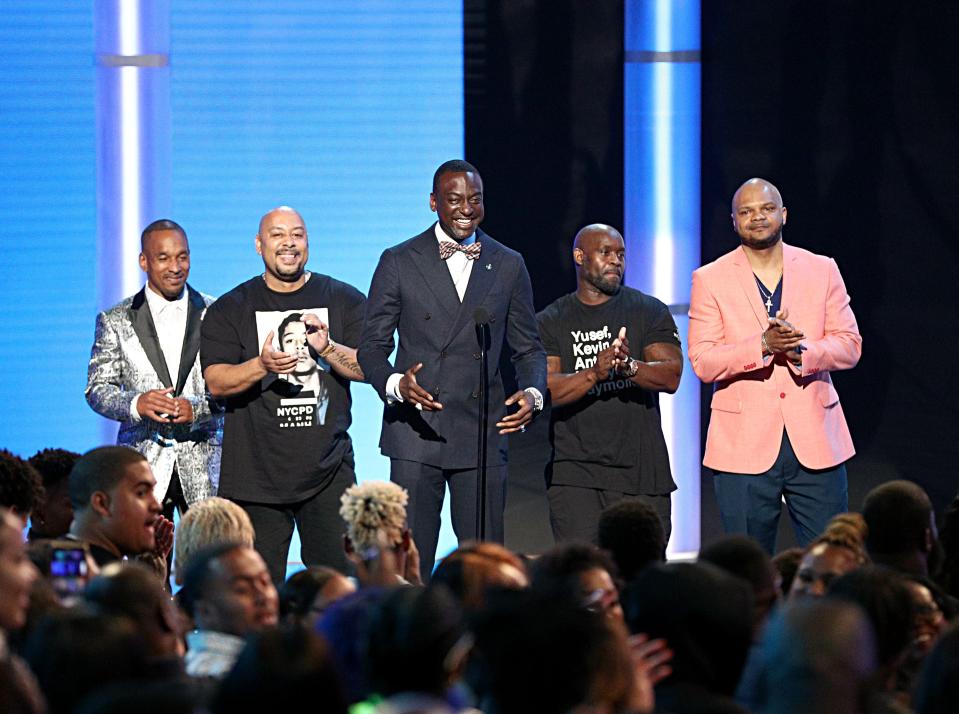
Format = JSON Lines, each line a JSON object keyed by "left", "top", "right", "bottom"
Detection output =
{"left": 118, "top": 0, "right": 141, "bottom": 298}
{"left": 625, "top": 0, "right": 701, "bottom": 558}
{"left": 119, "top": 66, "right": 141, "bottom": 296}
{"left": 653, "top": 60, "right": 673, "bottom": 302}
{"left": 95, "top": 0, "right": 171, "bottom": 443}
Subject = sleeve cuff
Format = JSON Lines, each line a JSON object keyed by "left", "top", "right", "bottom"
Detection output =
{"left": 130, "top": 394, "right": 143, "bottom": 422}
{"left": 385, "top": 372, "right": 404, "bottom": 404}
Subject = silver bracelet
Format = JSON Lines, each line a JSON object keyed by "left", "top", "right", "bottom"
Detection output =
{"left": 760, "top": 332, "right": 770, "bottom": 355}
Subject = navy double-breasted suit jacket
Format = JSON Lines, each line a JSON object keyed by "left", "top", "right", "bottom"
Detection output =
{"left": 358, "top": 226, "right": 547, "bottom": 469}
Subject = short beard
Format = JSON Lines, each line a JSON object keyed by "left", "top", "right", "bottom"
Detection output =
{"left": 273, "top": 265, "right": 304, "bottom": 282}
{"left": 585, "top": 273, "right": 622, "bottom": 296}
{"left": 740, "top": 225, "right": 783, "bottom": 251}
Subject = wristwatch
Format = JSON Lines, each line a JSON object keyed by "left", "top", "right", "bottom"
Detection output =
{"left": 524, "top": 387, "right": 544, "bottom": 412}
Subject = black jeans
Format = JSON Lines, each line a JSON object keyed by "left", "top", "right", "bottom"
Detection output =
{"left": 237, "top": 456, "right": 356, "bottom": 584}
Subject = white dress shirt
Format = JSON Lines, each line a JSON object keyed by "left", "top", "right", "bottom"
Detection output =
{"left": 130, "top": 285, "right": 189, "bottom": 421}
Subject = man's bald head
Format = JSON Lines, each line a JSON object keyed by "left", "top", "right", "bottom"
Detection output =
{"left": 258, "top": 206, "right": 304, "bottom": 237}
{"left": 573, "top": 223, "right": 624, "bottom": 252}
{"left": 731, "top": 178, "right": 783, "bottom": 213}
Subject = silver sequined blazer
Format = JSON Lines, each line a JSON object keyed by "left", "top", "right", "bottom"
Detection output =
{"left": 85, "top": 285, "right": 223, "bottom": 505}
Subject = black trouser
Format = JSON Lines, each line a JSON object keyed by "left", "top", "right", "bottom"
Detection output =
{"left": 390, "top": 459, "right": 507, "bottom": 582}
{"left": 161, "top": 466, "right": 189, "bottom": 521}
{"left": 548, "top": 484, "right": 672, "bottom": 546}
{"left": 236, "top": 458, "right": 355, "bottom": 585}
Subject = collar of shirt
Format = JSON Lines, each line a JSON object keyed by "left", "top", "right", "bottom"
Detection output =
{"left": 433, "top": 221, "right": 477, "bottom": 246}
{"left": 144, "top": 283, "right": 188, "bottom": 317}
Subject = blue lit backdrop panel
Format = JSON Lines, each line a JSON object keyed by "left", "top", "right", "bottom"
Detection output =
{"left": 624, "top": 0, "right": 701, "bottom": 556}
{"left": 0, "top": 4, "right": 98, "bottom": 454}
{"left": 168, "top": 1, "right": 464, "bottom": 567}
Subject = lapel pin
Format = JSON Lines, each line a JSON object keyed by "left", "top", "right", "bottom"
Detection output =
{"left": 485, "top": 263, "right": 492, "bottom": 270}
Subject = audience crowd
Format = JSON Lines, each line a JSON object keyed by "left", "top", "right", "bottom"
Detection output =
{"left": 0, "top": 445, "right": 958, "bottom": 713}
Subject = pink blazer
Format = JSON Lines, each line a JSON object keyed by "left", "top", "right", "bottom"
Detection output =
{"left": 688, "top": 243, "right": 862, "bottom": 474}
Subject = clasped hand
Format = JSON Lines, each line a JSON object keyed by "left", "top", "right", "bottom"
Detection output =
{"left": 136, "top": 388, "right": 194, "bottom": 423}
{"left": 764, "top": 308, "right": 804, "bottom": 364}
{"left": 592, "top": 327, "right": 635, "bottom": 381}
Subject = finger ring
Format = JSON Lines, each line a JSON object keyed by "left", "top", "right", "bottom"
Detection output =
{"left": 519, "top": 425, "right": 526, "bottom": 433}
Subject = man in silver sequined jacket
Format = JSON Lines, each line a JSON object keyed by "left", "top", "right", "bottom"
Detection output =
{"left": 85, "top": 219, "right": 222, "bottom": 516}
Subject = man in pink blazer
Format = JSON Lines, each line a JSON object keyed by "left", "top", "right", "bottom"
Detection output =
{"left": 688, "top": 178, "right": 861, "bottom": 553}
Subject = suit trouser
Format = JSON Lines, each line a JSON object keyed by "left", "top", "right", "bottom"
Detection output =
{"left": 236, "top": 457, "right": 355, "bottom": 584}
{"left": 390, "top": 458, "right": 507, "bottom": 582}
{"left": 712, "top": 432, "right": 848, "bottom": 554}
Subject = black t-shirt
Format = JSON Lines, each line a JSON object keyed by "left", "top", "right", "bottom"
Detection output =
{"left": 536, "top": 286, "right": 679, "bottom": 495}
{"left": 200, "top": 274, "right": 365, "bottom": 503}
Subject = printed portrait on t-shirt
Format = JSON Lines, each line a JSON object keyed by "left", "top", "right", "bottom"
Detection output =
{"left": 255, "top": 309, "right": 331, "bottom": 428}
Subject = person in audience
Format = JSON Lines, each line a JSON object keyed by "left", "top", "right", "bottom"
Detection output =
{"left": 912, "top": 623, "right": 959, "bottom": 714}
{"left": 176, "top": 542, "right": 278, "bottom": 679}
{"left": 827, "top": 566, "right": 915, "bottom": 712}
{"left": 862, "top": 479, "right": 937, "bottom": 576}
{"left": 172, "top": 496, "right": 255, "bottom": 585}
{"left": 278, "top": 565, "right": 355, "bottom": 627}
{"left": 0, "top": 507, "right": 43, "bottom": 714}
{"left": 470, "top": 588, "right": 646, "bottom": 714}
{"left": 904, "top": 576, "right": 949, "bottom": 657}
{"left": 211, "top": 625, "right": 347, "bottom": 714}
{"left": 623, "top": 561, "right": 754, "bottom": 713}
{"left": 700, "top": 535, "right": 781, "bottom": 638}
{"left": 598, "top": 498, "right": 667, "bottom": 583}
{"left": 364, "top": 585, "right": 471, "bottom": 713}
{"left": 315, "top": 588, "right": 389, "bottom": 705}
{"left": 83, "top": 561, "right": 184, "bottom": 662}
{"left": 0, "top": 451, "right": 44, "bottom": 530}
{"left": 0, "top": 509, "right": 40, "bottom": 634}
{"left": 531, "top": 542, "right": 625, "bottom": 628}
{"left": 748, "top": 598, "right": 877, "bottom": 714}
{"left": 23, "top": 611, "right": 150, "bottom": 714}
{"left": 823, "top": 511, "right": 869, "bottom": 549}
{"left": 340, "top": 480, "right": 421, "bottom": 586}
{"left": 894, "top": 575, "right": 951, "bottom": 702}
{"left": 67, "top": 446, "right": 173, "bottom": 571}
{"left": 789, "top": 538, "right": 865, "bottom": 599}
{"left": 26, "top": 449, "right": 79, "bottom": 541}
{"left": 431, "top": 542, "right": 528, "bottom": 611}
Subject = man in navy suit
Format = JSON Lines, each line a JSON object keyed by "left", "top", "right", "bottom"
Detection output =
{"left": 359, "top": 160, "right": 547, "bottom": 579}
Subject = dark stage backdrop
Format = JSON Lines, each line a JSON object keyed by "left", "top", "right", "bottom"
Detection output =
{"left": 468, "top": 1, "right": 958, "bottom": 552}
{"left": 465, "top": 0, "right": 625, "bottom": 553}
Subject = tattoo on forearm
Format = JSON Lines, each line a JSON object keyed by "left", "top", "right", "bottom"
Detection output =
{"left": 328, "top": 346, "right": 364, "bottom": 379}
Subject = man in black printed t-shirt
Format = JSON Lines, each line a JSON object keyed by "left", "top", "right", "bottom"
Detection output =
{"left": 537, "top": 224, "right": 682, "bottom": 545}
{"left": 201, "top": 206, "right": 366, "bottom": 583}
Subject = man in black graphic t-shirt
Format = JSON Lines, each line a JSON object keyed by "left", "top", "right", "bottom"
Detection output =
{"left": 537, "top": 224, "right": 682, "bottom": 545}
{"left": 201, "top": 206, "right": 366, "bottom": 583}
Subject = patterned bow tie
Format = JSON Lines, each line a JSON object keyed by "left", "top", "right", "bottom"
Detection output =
{"left": 439, "top": 240, "right": 482, "bottom": 261}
